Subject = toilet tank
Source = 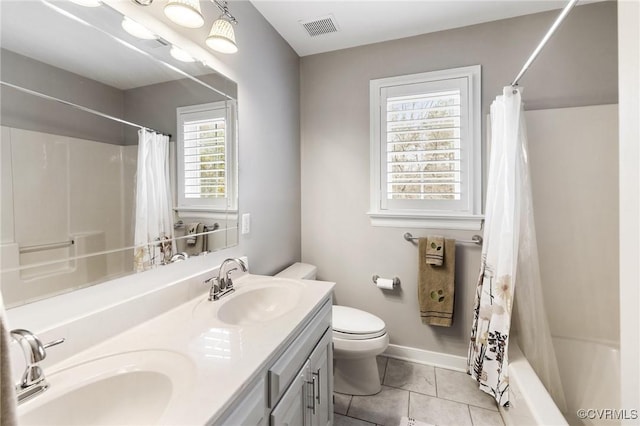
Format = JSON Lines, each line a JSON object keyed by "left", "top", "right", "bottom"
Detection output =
{"left": 275, "top": 262, "right": 317, "bottom": 280}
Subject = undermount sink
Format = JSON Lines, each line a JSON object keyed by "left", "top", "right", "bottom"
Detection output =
{"left": 215, "top": 279, "right": 304, "bottom": 326}
{"left": 18, "top": 350, "right": 195, "bottom": 426}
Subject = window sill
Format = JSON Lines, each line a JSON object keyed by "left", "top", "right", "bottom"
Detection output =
{"left": 175, "top": 207, "right": 238, "bottom": 222}
{"left": 367, "top": 212, "right": 484, "bottom": 230}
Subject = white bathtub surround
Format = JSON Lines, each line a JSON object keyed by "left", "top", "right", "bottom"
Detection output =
{"left": 468, "top": 87, "right": 565, "bottom": 409}
{"left": 133, "top": 129, "right": 174, "bottom": 272}
{"left": 10, "top": 272, "right": 334, "bottom": 424}
{"left": 0, "top": 127, "right": 138, "bottom": 308}
{"left": 500, "top": 344, "right": 567, "bottom": 426}
{"left": 553, "top": 337, "right": 620, "bottom": 426}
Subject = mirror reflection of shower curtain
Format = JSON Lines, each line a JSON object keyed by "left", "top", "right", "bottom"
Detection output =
{"left": 133, "top": 129, "right": 174, "bottom": 272}
{"left": 467, "top": 87, "right": 566, "bottom": 410}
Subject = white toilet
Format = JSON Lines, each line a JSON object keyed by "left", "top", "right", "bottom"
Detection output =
{"left": 276, "top": 262, "right": 389, "bottom": 396}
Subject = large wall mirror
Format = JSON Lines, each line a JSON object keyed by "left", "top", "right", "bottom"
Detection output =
{"left": 0, "top": 0, "right": 239, "bottom": 308}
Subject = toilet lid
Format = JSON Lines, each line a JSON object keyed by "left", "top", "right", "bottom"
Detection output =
{"left": 332, "top": 306, "right": 386, "bottom": 339}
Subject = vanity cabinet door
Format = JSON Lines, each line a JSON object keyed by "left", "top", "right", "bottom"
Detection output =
{"left": 307, "top": 330, "right": 333, "bottom": 426}
{"left": 216, "top": 376, "right": 268, "bottom": 426}
{"left": 270, "top": 360, "right": 310, "bottom": 426}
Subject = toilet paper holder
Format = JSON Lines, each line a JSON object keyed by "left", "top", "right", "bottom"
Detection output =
{"left": 372, "top": 275, "right": 401, "bottom": 288}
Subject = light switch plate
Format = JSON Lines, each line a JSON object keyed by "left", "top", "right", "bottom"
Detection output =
{"left": 241, "top": 213, "right": 250, "bottom": 235}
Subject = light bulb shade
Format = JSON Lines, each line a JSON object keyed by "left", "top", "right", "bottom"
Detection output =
{"left": 121, "top": 17, "right": 156, "bottom": 40}
{"left": 164, "top": 0, "right": 204, "bottom": 28}
{"left": 206, "top": 18, "right": 238, "bottom": 54}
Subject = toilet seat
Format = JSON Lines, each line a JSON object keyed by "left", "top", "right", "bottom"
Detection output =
{"left": 332, "top": 306, "right": 386, "bottom": 340}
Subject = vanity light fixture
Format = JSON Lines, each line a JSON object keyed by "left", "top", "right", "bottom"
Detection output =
{"left": 170, "top": 46, "right": 196, "bottom": 62}
{"left": 69, "top": 0, "right": 101, "bottom": 6}
{"left": 164, "top": 0, "right": 205, "bottom": 28}
{"left": 206, "top": 1, "right": 238, "bottom": 54}
{"left": 121, "top": 17, "right": 157, "bottom": 40}
{"left": 131, "top": 0, "right": 239, "bottom": 53}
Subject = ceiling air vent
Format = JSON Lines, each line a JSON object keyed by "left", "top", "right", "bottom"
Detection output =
{"left": 299, "top": 14, "right": 339, "bottom": 37}
{"left": 140, "top": 38, "right": 169, "bottom": 49}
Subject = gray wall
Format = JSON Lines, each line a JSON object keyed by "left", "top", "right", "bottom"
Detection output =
{"left": 123, "top": 73, "right": 236, "bottom": 145}
{"left": 186, "top": 1, "right": 302, "bottom": 275}
{"left": 300, "top": 2, "right": 617, "bottom": 356}
{"left": 0, "top": 49, "right": 125, "bottom": 144}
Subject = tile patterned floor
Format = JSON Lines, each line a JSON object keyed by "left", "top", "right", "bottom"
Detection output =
{"left": 334, "top": 356, "right": 505, "bottom": 426}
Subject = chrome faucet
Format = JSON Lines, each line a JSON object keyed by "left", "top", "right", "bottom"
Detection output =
{"left": 204, "top": 258, "right": 248, "bottom": 301}
{"left": 168, "top": 252, "right": 189, "bottom": 263}
{"left": 10, "top": 329, "right": 65, "bottom": 403}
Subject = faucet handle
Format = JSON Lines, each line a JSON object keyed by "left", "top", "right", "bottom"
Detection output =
{"left": 11, "top": 330, "right": 65, "bottom": 364}
{"left": 43, "top": 338, "right": 65, "bottom": 350}
{"left": 204, "top": 276, "right": 219, "bottom": 286}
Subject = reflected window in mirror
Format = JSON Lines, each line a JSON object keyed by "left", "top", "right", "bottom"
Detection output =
{"left": 176, "top": 100, "right": 238, "bottom": 215}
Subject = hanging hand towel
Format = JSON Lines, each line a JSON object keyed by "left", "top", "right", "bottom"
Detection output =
{"left": 418, "top": 238, "right": 456, "bottom": 327}
{"left": 183, "top": 223, "right": 207, "bottom": 256}
{"left": 186, "top": 223, "right": 199, "bottom": 246}
{"left": 425, "top": 236, "right": 445, "bottom": 266}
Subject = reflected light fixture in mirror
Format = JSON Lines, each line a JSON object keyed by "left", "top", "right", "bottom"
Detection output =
{"left": 164, "top": 0, "right": 205, "bottom": 28}
{"left": 70, "top": 0, "right": 101, "bottom": 6}
{"left": 121, "top": 17, "right": 157, "bottom": 39}
{"left": 170, "top": 45, "right": 196, "bottom": 62}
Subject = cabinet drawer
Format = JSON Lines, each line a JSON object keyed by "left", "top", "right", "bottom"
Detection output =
{"left": 268, "top": 301, "right": 331, "bottom": 407}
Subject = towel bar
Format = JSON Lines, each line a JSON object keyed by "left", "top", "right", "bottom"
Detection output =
{"left": 19, "top": 239, "right": 74, "bottom": 254}
{"left": 403, "top": 232, "right": 483, "bottom": 246}
{"left": 173, "top": 220, "right": 219, "bottom": 232}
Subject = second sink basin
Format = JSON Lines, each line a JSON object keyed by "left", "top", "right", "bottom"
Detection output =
{"left": 216, "top": 279, "right": 304, "bottom": 326}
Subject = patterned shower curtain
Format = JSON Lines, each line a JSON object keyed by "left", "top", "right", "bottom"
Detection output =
{"left": 467, "top": 87, "right": 519, "bottom": 407}
{"left": 467, "top": 87, "right": 566, "bottom": 409}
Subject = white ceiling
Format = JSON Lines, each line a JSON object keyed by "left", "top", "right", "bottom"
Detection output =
{"left": 249, "top": 0, "right": 600, "bottom": 57}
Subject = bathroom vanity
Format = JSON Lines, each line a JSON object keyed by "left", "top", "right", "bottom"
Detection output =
{"left": 218, "top": 300, "right": 333, "bottom": 426}
{"left": 11, "top": 270, "right": 335, "bottom": 426}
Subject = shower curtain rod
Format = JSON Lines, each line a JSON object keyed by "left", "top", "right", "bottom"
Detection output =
{"left": 0, "top": 80, "right": 171, "bottom": 138}
{"left": 511, "top": 0, "right": 579, "bottom": 87}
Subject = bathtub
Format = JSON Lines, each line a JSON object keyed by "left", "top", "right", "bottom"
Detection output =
{"left": 553, "top": 337, "right": 621, "bottom": 426}
{"left": 500, "top": 338, "right": 620, "bottom": 426}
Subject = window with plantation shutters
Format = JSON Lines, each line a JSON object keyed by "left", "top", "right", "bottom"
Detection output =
{"left": 369, "top": 66, "right": 483, "bottom": 230}
{"left": 176, "top": 101, "right": 237, "bottom": 212}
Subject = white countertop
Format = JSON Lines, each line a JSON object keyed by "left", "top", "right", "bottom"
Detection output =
{"left": 16, "top": 274, "right": 335, "bottom": 425}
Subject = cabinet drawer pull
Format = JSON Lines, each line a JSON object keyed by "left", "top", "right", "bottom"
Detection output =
{"left": 306, "top": 376, "right": 317, "bottom": 414}
{"left": 313, "top": 370, "right": 320, "bottom": 406}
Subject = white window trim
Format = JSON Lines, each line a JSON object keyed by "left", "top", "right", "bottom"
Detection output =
{"left": 175, "top": 100, "right": 237, "bottom": 218}
{"left": 368, "top": 65, "right": 483, "bottom": 230}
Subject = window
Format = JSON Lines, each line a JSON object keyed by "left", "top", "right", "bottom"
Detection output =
{"left": 176, "top": 100, "right": 237, "bottom": 215}
{"left": 369, "top": 65, "right": 482, "bottom": 230}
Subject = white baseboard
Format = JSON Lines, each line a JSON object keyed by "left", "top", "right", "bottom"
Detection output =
{"left": 383, "top": 344, "right": 468, "bottom": 372}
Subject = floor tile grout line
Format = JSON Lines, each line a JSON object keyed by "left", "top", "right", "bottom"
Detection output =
{"left": 337, "top": 412, "right": 376, "bottom": 425}
{"left": 340, "top": 357, "right": 503, "bottom": 425}
{"left": 378, "top": 382, "right": 499, "bottom": 412}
